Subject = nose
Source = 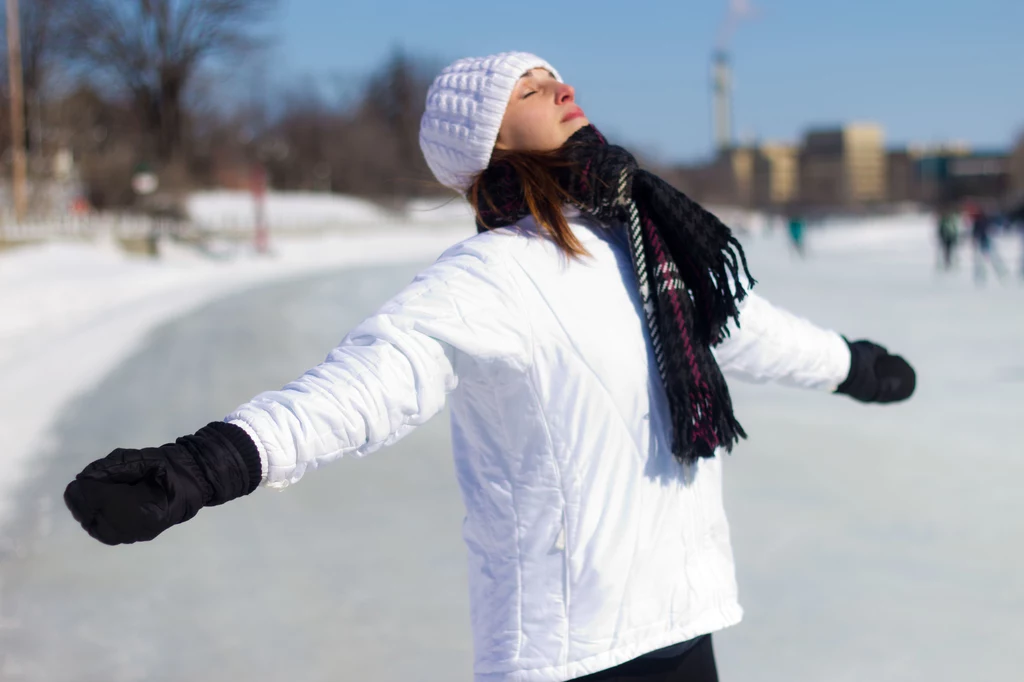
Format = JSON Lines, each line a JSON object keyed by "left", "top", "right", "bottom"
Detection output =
{"left": 556, "top": 83, "right": 575, "bottom": 105}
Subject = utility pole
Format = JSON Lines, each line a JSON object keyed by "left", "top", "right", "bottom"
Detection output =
{"left": 6, "top": 0, "right": 28, "bottom": 222}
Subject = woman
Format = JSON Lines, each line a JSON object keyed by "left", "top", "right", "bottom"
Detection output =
{"left": 64, "top": 52, "right": 915, "bottom": 682}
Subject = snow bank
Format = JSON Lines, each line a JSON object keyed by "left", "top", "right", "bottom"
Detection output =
{"left": 404, "top": 196, "right": 477, "bottom": 224}
{"left": 186, "top": 190, "right": 476, "bottom": 231}
{"left": 186, "top": 190, "right": 390, "bottom": 230}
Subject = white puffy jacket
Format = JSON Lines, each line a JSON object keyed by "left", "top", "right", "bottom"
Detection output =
{"left": 227, "top": 213, "right": 851, "bottom": 682}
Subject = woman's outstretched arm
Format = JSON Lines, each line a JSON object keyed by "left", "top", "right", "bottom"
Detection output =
{"left": 227, "top": 245, "right": 530, "bottom": 489}
{"left": 713, "top": 290, "right": 915, "bottom": 402}
{"left": 64, "top": 238, "right": 530, "bottom": 545}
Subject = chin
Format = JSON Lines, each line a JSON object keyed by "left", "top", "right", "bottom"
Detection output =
{"left": 568, "top": 117, "right": 590, "bottom": 132}
{"left": 554, "top": 118, "right": 591, "bottom": 149}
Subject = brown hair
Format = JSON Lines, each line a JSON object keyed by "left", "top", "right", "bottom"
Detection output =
{"left": 467, "top": 149, "right": 589, "bottom": 259}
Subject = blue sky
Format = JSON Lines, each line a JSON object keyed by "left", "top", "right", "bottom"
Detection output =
{"left": 269, "top": 0, "right": 1023, "bottom": 164}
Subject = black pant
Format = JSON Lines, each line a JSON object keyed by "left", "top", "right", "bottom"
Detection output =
{"left": 940, "top": 238, "right": 955, "bottom": 269}
{"left": 571, "top": 635, "right": 718, "bottom": 682}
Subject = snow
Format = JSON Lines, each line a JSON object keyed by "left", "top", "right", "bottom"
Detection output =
{"left": 807, "top": 212, "right": 953, "bottom": 253}
{"left": 186, "top": 190, "right": 476, "bottom": 231}
{"left": 404, "top": 196, "right": 479, "bottom": 223}
{"left": 186, "top": 190, "right": 390, "bottom": 230}
{"left": 0, "top": 220, "right": 475, "bottom": 527}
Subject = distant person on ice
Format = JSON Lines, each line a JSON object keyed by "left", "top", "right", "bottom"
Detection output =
{"left": 936, "top": 206, "right": 959, "bottom": 271}
{"left": 63, "top": 53, "right": 916, "bottom": 682}
{"left": 786, "top": 209, "right": 806, "bottom": 258}
{"left": 1009, "top": 198, "right": 1024, "bottom": 279}
{"left": 966, "top": 200, "right": 1007, "bottom": 284}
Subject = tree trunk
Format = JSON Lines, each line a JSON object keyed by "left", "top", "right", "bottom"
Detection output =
{"left": 158, "top": 71, "right": 183, "bottom": 162}
{"left": 133, "top": 70, "right": 185, "bottom": 163}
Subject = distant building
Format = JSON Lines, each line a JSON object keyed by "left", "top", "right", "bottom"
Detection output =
{"left": 887, "top": 143, "right": 976, "bottom": 206}
{"left": 798, "top": 124, "right": 887, "bottom": 208}
{"left": 1011, "top": 135, "right": 1024, "bottom": 200}
{"left": 711, "top": 51, "right": 734, "bottom": 152}
{"left": 694, "top": 144, "right": 799, "bottom": 209}
{"left": 719, "top": 147, "right": 755, "bottom": 207}
{"left": 670, "top": 147, "right": 755, "bottom": 208}
{"left": 886, "top": 149, "right": 919, "bottom": 204}
{"left": 918, "top": 151, "right": 1011, "bottom": 207}
{"left": 671, "top": 123, "right": 1019, "bottom": 213}
{"left": 752, "top": 143, "right": 798, "bottom": 208}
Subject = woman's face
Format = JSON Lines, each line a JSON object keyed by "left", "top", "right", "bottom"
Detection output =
{"left": 495, "top": 68, "right": 589, "bottom": 152}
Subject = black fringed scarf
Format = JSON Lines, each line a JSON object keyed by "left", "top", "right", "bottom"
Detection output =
{"left": 475, "top": 125, "right": 756, "bottom": 463}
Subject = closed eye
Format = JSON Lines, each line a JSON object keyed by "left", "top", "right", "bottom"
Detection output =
{"left": 522, "top": 90, "right": 537, "bottom": 99}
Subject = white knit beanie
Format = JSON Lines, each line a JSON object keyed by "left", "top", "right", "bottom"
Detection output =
{"left": 419, "top": 52, "right": 562, "bottom": 193}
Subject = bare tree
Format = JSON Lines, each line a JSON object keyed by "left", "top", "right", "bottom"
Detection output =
{"left": 47, "top": 84, "right": 140, "bottom": 207}
{"left": 63, "top": 0, "right": 274, "bottom": 164}
{"left": 348, "top": 49, "right": 440, "bottom": 197}
{"left": 259, "top": 50, "right": 444, "bottom": 200}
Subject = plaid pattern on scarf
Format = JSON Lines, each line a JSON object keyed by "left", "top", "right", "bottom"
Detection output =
{"left": 475, "top": 125, "right": 756, "bottom": 463}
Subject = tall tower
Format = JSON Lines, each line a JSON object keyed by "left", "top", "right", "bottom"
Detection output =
{"left": 711, "top": 50, "right": 733, "bottom": 151}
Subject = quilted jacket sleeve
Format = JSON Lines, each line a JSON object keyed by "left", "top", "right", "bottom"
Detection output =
{"left": 225, "top": 238, "right": 531, "bottom": 489}
{"left": 713, "top": 290, "right": 851, "bottom": 392}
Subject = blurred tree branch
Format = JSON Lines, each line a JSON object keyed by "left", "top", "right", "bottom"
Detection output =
{"left": 4, "top": 6, "right": 452, "bottom": 208}
{"left": 62, "top": 0, "right": 274, "bottom": 163}
{"left": 263, "top": 48, "right": 445, "bottom": 201}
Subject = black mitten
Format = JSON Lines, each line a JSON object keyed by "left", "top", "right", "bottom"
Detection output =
{"left": 836, "top": 339, "right": 916, "bottom": 404}
{"left": 63, "top": 421, "right": 262, "bottom": 545}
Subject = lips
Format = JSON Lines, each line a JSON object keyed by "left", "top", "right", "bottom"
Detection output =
{"left": 561, "top": 107, "right": 585, "bottom": 123}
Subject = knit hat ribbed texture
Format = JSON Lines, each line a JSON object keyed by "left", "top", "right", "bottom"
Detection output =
{"left": 419, "top": 52, "right": 562, "bottom": 193}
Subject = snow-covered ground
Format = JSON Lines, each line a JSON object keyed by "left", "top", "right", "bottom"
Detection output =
{"left": 0, "top": 220, "right": 475, "bottom": 527}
